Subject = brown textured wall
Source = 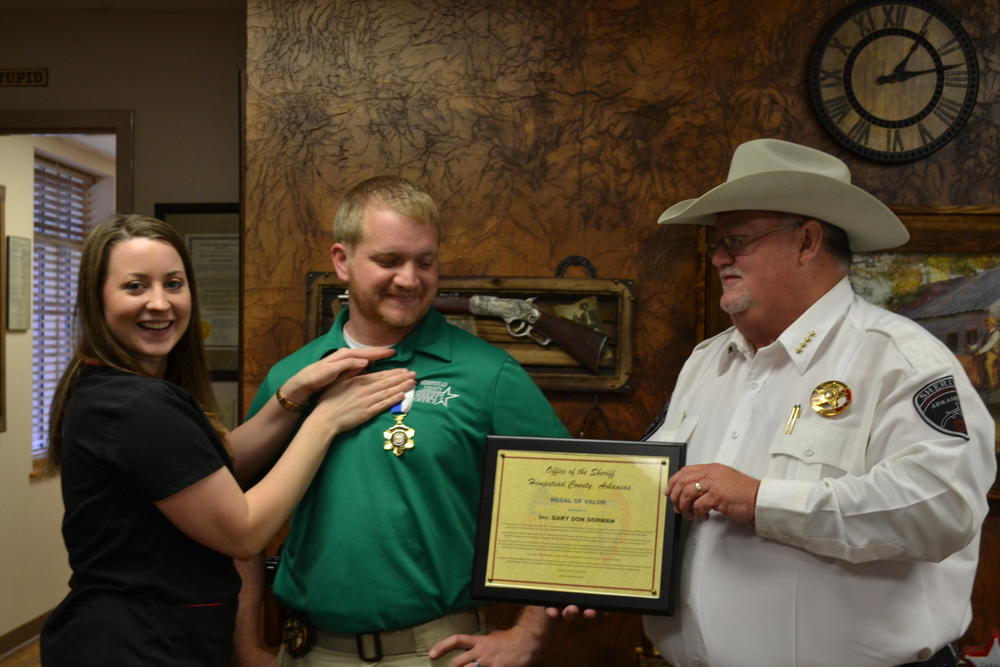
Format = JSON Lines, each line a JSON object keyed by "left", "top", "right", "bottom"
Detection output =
{"left": 244, "top": 0, "right": 1000, "bottom": 661}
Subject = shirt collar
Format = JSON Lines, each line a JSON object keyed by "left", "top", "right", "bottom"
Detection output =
{"left": 716, "top": 277, "right": 853, "bottom": 375}
{"left": 316, "top": 307, "right": 454, "bottom": 364}
{"left": 775, "top": 276, "right": 853, "bottom": 373}
{"left": 722, "top": 328, "right": 753, "bottom": 367}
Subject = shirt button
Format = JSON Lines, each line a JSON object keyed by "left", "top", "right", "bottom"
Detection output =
{"left": 693, "top": 659, "right": 706, "bottom": 667}
{"left": 916, "top": 648, "right": 933, "bottom": 660}
{"left": 750, "top": 381, "right": 759, "bottom": 390}
{"left": 730, "top": 432, "right": 739, "bottom": 439}
{"left": 803, "top": 448, "right": 814, "bottom": 457}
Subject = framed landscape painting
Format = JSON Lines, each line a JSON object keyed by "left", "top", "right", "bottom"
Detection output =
{"left": 850, "top": 207, "right": 1000, "bottom": 472}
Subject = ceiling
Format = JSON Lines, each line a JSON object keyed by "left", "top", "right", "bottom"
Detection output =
{"left": 2, "top": 0, "right": 243, "bottom": 11}
{"left": 63, "top": 134, "right": 117, "bottom": 160}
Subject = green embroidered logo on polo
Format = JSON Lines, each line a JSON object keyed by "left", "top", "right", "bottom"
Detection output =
{"left": 414, "top": 380, "right": 460, "bottom": 407}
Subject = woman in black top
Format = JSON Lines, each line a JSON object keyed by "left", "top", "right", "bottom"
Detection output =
{"left": 40, "top": 215, "right": 414, "bottom": 666}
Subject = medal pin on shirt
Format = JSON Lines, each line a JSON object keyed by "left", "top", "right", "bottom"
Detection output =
{"left": 811, "top": 380, "right": 852, "bottom": 417}
{"left": 384, "top": 387, "right": 416, "bottom": 457}
{"left": 784, "top": 380, "right": 852, "bottom": 436}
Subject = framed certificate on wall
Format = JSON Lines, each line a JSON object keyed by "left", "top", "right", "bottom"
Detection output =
{"left": 155, "top": 202, "right": 240, "bottom": 381}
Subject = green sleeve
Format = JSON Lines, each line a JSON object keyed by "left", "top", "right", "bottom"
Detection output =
{"left": 489, "top": 357, "right": 570, "bottom": 437}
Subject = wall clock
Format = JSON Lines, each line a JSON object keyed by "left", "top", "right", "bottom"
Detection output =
{"left": 808, "top": 0, "right": 978, "bottom": 163}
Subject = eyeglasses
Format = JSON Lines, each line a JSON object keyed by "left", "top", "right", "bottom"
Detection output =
{"left": 707, "top": 221, "right": 803, "bottom": 257}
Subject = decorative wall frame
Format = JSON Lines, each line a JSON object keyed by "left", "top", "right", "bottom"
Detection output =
{"left": 155, "top": 203, "right": 240, "bottom": 381}
{"left": 890, "top": 206, "right": 1000, "bottom": 253}
{"left": 306, "top": 274, "right": 636, "bottom": 393}
{"left": 6, "top": 235, "right": 30, "bottom": 332}
{"left": 876, "top": 207, "right": 1000, "bottom": 500}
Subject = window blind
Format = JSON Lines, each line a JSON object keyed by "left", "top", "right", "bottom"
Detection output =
{"left": 32, "top": 157, "right": 94, "bottom": 459}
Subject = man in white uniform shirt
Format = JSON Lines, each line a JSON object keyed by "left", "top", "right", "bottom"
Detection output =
{"left": 643, "top": 139, "right": 996, "bottom": 667}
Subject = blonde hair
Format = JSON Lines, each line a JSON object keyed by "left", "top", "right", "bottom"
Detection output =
{"left": 333, "top": 176, "right": 440, "bottom": 250}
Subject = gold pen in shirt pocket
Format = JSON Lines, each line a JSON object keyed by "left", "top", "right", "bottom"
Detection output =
{"left": 784, "top": 404, "right": 801, "bottom": 435}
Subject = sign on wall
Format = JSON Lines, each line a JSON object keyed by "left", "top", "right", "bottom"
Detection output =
{"left": 0, "top": 69, "right": 48, "bottom": 87}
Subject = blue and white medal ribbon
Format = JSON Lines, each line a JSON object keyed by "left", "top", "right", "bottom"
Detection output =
{"left": 383, "top": 388, "right": 416, "bottom": 457}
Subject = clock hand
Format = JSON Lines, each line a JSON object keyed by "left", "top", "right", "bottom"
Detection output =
{"left": 885, "top": 38, "right": 922, "bottom": 77}
{"left": 876, "top": 62, "right": 961, "bottom": 84}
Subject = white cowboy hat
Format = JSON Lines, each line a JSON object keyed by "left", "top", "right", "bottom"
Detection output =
{"left": 656, "top": 138, "right": 909, "bottom": 252}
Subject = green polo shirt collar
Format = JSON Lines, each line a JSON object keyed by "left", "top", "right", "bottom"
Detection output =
{"left": 318, "top": 306, "right": 453, "bottom": 364}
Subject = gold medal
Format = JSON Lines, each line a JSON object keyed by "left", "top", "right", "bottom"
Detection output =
{"left": 384, "top": 387, "right": 416, "bottom": 457}
{"left": 810, "top": 380, "right": 852, "bottom": 417}
{"left": 384, "top": 414, "right": 415, "bottom": 457}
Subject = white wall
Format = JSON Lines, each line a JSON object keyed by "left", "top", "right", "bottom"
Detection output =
{"left": 0, "top": 135, "right": 114, "bottom": 639}
{"left": 0, "top": 8, "right": 244, "bottom": 640}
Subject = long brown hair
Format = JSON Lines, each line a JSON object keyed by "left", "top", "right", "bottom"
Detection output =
{"left": 47, "top": 214, "right": 223, "bottom": 469}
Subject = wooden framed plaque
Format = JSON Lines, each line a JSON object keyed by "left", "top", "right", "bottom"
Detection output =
{"left": 306, "top": 273, "right": 635, "bottom": 393}
{"left": 472, "top": 435, "right": 685, "bottom": 615}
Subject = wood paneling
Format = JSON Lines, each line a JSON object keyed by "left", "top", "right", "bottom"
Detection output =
{"left": 0, "top": 641, "right": 39, "bottom": 667}
{"left": 244, "top": 0, "right": 1000, "bottom": 661}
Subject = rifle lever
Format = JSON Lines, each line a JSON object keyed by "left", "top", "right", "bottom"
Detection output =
{"left": 506, "top": 319, "right": 551, "bottom": 346}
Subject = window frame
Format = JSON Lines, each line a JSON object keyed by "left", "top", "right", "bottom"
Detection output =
{"left": 30, "top": 157, "right": 96, "bottom": 478}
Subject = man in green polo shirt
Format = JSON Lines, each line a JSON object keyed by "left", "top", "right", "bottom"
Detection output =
{"left": 234, "top": 176, "right": 569, "bottom": 667}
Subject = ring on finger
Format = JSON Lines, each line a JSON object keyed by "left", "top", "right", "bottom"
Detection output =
{"left": 694, "top": 481, "right": 705, "bottom": 497}
{"left": 472, "top": 660, "right": 482, "bottom": 667}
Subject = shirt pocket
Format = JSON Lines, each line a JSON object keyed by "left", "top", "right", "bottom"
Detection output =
{"left": 766, "top": 420, "right": 855, "bottom": 482}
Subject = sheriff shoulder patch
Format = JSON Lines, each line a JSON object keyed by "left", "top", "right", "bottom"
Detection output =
{"left": 913, "top": 376, "right": 968, "bottom": 440}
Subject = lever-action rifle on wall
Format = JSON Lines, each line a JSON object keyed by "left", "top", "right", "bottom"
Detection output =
{"left": 433, "top": 294, "right": 608, "bottom": 373}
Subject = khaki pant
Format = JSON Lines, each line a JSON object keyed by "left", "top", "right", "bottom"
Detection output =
{"left": 276, "top": 610, "right": 482, "bottom": 667}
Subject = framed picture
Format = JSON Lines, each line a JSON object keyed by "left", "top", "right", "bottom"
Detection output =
{"left": 7, "top": 235, "right": 31, "bottom": 332}
{"left": 853, "top": 207, "right": 1000, "bottom": 505}
{"left": 853, "top": 207, "right": 1000, "bottom": 459}
{"left": 471, "top": 435, "right": 685, "bottom": 615}
{"left": 154, "top": 203, "right": 240, "bottom": 381}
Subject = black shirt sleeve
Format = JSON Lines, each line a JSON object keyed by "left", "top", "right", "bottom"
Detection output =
{"left": 73, "top": 372, "right": 230, "bottom": 502}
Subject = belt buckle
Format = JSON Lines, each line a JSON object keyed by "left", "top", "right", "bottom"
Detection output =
{"left": 356, "top": 632, "right": 383, "bottom": 663}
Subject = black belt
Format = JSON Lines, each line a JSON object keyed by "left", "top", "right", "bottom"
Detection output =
{"left": 899, "top": 643, "right": 958, "bottom": 667}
